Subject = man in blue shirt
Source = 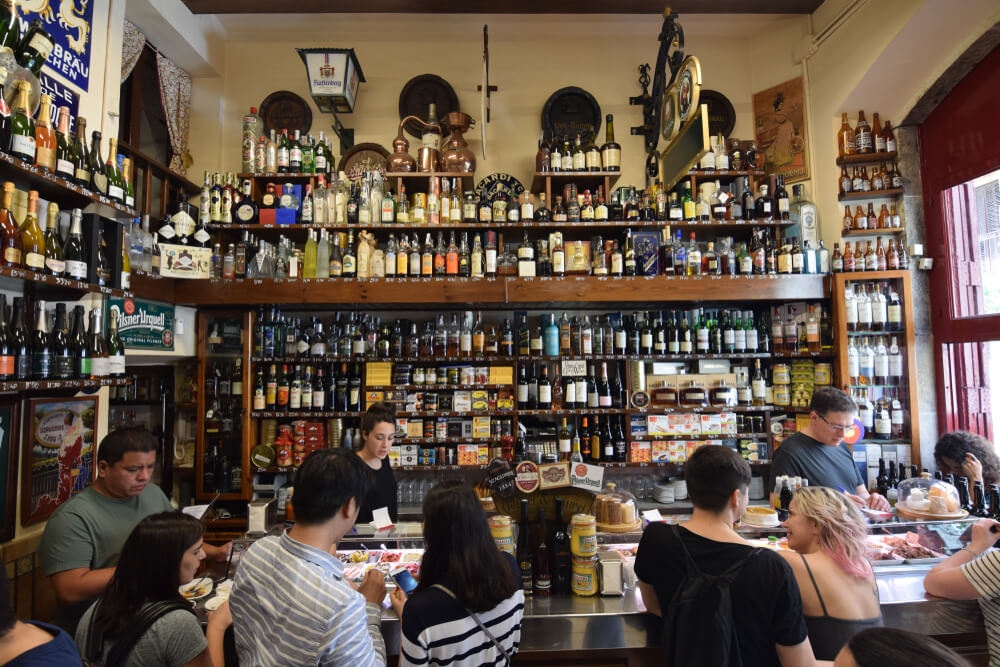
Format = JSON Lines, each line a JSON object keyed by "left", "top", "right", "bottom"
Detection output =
{"left": 231, "top": 449, "right": 388, "bottom": 666}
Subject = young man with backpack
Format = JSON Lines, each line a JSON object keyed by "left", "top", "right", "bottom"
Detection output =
{"left": 635, "top": 445, "right": 818, "bottom": 666}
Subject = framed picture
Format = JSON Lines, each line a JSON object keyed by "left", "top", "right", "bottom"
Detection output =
{"left": 0, "top": 399, "right": 19, "bottom": 542}
{"left": 22, "top": 397, "right": 99, "bottom": 526}
{"left": 753, "top": 76, "right": 809, "bottom": 183}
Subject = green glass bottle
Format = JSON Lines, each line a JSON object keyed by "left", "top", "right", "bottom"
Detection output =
{"left": 8, "top": 80, "right": 34, "bottom": 162}
{"left": 15, "top": 19, "right": 54, "bottom": 75}
{"left": 71, "top": 117, "right": 90, "bottom": 188}
{"left": 89, "top": 130, "right": 107, "bottom": 195}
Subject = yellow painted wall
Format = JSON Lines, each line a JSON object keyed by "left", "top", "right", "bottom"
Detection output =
{"left": 188, "top": 13, "right": 808, "bottom": 193}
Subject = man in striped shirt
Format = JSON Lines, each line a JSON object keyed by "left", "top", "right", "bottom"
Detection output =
{"left": 925, "top": 517, "right": 1000, "bottom": 666}
{"left": 230, "top": 449, "right": 388, "bottom": 666}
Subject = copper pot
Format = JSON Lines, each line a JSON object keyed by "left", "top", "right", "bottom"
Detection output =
{"left": 388, "top": 117, "right": 420, "bottom": 172}
{"left": 439, "top": 111, "right": 476, "bottom": 174}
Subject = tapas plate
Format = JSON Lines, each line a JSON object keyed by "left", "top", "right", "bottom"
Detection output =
{"left": 475, "top": 173, "right": 524, "bottom": 204}
{"left": 676, "top": 56, "right": 702, "bottom": 124}
{"left": 179, "top": 576, "right": 213, "bottom": 600}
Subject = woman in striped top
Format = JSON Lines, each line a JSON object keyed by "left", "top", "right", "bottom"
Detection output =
{"left": 390, "top": 481, "right": 524, "bottom": 667}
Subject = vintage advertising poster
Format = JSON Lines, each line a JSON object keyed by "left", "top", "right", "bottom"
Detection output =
{"left": 753, "top": 77, "right": 809, "bottom": 183}
{"left": 107, "top": 297, "right": 175, "bottom": 350}
{"left": 17, "top": 0, "right": 93, "bottom": 91}
{"left": 22, "top": 397, "right": 98, "bottom": 525}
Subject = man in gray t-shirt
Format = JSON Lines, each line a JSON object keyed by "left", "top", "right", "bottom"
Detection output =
{"left": 770, "top": 387, "right": 891, "bottom": 512}
{"left": 39, "top": 428, "right": 227, "bottom": 634}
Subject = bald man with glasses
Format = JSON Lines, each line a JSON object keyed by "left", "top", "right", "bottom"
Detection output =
{"left": 769, "top": 387, "right": 891, "bottom": 512}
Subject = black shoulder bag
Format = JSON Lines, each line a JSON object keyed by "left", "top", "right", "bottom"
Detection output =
{"left": 83, "top": 598, "right": 195, "bottom": 667}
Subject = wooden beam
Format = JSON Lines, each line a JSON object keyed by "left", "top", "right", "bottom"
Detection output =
{"left": 182, "top": 0, "right": 821, "bottom": 14}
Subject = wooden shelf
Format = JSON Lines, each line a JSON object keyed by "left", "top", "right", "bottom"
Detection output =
{"left": 835, "top": 151, "right": 897, "bottom": 166}
{"left": 0, "top": 151, "right": 138, "bottom": 218}
{"left": 251, "top": 352, "right": 827, "bottom": 365}
{"left": 208, "top": 218, "right": 793, "bottom": 232}
{"left": 838, "top": 188, "right": 903, "bottom": 202}
{"left": 236, "top": 172, "right": 318, "bottom": 181}
{"left": 0, "top": 377, "right": 129, "bottom": 392}
{"left": 841, "top": 228, "right": 906, "bottom": 236}
{"left": 251, "top": 410, "right": 364, "bottom": 418}
{"left": 0, "top": 265, "right": 131, "bottom": 299}
{"left": 175, "top": 274, "right": 828, "bottom": 306}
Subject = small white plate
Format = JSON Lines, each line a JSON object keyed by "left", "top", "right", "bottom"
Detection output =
{"left": 179, "top": 576, "right": 212, "bottom": 600}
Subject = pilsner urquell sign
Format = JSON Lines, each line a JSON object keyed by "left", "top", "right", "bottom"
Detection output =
{"left": 107, "top": 298, "right": 174, "bottom": 351}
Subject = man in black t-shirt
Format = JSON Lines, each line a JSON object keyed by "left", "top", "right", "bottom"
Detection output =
{"left": 635, "top": 445, "right": 816, "bottom": 667}
{"left": 770, "top": 386, "right": 891, "bottom": 511}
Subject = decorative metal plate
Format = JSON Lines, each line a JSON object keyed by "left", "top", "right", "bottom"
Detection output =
{"left": 542, "top": 86, "right": 602, "bottom": 141}
{"left": 676, "top": 56, "right": 702, "bottom": 124}
{"left": 700, "top": 89, "right": 736, "bottom": 137}
{"left": 398, "top": 74, "right": 459, "bottom": 139}
{"left": 259, "top": 90, "right": 312, "bottom": 136}
{"left": 475, "top": 172, "right": 525, "bottom": 204}
{"left": 337, "top": 142, "right": 389, "bottom": 181}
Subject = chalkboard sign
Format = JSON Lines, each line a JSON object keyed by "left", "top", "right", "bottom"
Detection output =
{"left": 484, "top": 458, "right": 516, "bottom": 499}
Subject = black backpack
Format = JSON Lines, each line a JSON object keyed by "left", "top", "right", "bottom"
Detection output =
{"left": 82, "top": 598, "right": 195, "bottom": 667}
{"left": 661, "top": 525, "right": 760, "bottom": 667}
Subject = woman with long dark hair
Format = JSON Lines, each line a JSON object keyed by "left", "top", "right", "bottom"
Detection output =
{"left": 75, "top": 512, "right": 229, "bottom": 666}
{"left": 391, "top": 481, "right": 523, "bottom": 667}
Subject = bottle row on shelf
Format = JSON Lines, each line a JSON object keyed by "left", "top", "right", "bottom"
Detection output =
{"left": 837, "top": 110, "right": 897, "bottom": 159}
{"left": 0, "top": 182, "right": 132, "bottom": 287}
{"left": 0, "top": 292, "right": 124, "bottom": 381}
{"left": 841, "top": 204, "right": 902, "bottom": 233}
{"left": 837, "top": 163, "right": 903, "bottom": 197}
{"left": 208, "top": 225, "right": 834, "bottom": 281}
{"left": 252, "top": 305, "right": 833, "bottom": 362}
{"left": 852, "top": 387, "right": 908, "bottom": 441}
{"left": 843, "top": 280, "right": 906, "bottom": 333}
{"left": 831, "top": 238, "right": 907, "bottom": 272}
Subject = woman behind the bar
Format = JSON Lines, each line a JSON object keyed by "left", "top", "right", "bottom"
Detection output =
{"left": 355, "top": 401, "right": 398, "bottom": 524}
{"left": 391, "top": 481, "right": 523, "bottom": 667}
{"left": 776, "top": 486, "right": 882, "bottom": 661}
{"left": 75, "top": 512, "right": 230, "bottom": 667}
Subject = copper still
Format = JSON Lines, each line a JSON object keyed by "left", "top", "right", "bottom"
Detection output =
{"left": 439, "top": 111, "right": 476, "bottom": 173}
{"left": 387, "top": 119, "right": 417, "bottom": 172}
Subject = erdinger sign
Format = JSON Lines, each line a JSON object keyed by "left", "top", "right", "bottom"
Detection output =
{"left": 296, "top": 48, "right": 365, "bottom": 114}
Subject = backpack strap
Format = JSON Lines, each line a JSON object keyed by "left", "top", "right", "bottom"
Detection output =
{"left": 432, "top": 584, "right": 513, "bottom": 666}
{"left": 101, "top": 600, "right": 195, "bottom": 667}
{"left": 670, "top": 524, "right": 760, "bottom": 579}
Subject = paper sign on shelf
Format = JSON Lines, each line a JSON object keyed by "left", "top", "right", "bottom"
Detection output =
{"left": 561, "top": 359, "right": 587, "bottom": 377}
{"left": 570, "top": 462, "right": 604, "bottom": 493}
{"left": 370, "top": 507, "right": 393, "bottom": 531}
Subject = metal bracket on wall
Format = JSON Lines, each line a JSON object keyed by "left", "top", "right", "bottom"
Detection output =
{"left": 329, "top": 110, "right": 355, "bottom": 154}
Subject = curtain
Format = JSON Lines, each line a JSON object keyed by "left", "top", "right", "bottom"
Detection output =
{"left": 121, "top": 20, "right": 145, "bottom": 82}
{"left": 156, "top": 53, "right": 192, "bottom": 176}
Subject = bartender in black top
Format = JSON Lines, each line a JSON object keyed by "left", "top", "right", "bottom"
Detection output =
{"left": 770, "top": 387, "right": 891, "bottom": 512}
{"left": 356, "top": 402, "right": 398, "bottom": 524}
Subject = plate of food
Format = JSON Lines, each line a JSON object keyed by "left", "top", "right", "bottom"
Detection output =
{"left": 179, "top": 576, "right": 213, "bottom": 600}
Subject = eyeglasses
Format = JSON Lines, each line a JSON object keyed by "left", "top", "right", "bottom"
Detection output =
{"left": 817, "top": 413, "right": 854, "bottom": 432}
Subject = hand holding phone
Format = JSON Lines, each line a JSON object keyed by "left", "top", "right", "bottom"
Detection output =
{"left": 390, "top": 566, "right": 418, "bottom": 594}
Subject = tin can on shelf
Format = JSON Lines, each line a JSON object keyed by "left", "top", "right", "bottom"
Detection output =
{"left": 489, "top": 515, "right": 515, "bottom": 554}
{"left": 570, "top": 514, "right": 598, "bottom": 558}
{"left": 571, "top": 556, "right": 598, "bottom": 596}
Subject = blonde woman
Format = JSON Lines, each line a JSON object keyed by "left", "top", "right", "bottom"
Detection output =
{"left": 778, "top": 486, "right": 882, "bottom": 661}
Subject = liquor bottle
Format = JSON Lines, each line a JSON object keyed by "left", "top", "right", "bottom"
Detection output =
{"left": 774, "top": 175, "right": 790, "bottom": 220}
{"left": 533, "top": 507, "right": 553, "bottom": 595}
{"left": 855, "top": 111, "right": 873, "bottom": 153}
{"left": 8, "top": 81, "right": 33, "bottom": 162}
{"left": 601, "top": 114, "right": 621, "bottom": 172}
{"left": 107, "top": 310, "right": 126, "bottom": 377}
{"left": 89, "top": 130, "right": 107, "bottom": 195}
{"left": 49, "top": 302, "right": 71, "bottom": 380}
{"left": 9, "top": 297, "right": 29, "bottom": 380}
{"left": 837, "top": 112, "right": 856, "bottom": 157}
{"left": 517, "top": 498, "right": 533, "bottom": 596}
{"left": 33, "top": 93, "right": 55, "bottom": 171}
{"left": 537, "top": 364, "right": 552, "bottom": 409}
{"left": 751, "top": 359, "right": 767, "bottom": 406}
{"left": 553, "top": 497, "right": 571, "bottom": 593}
{"left": 20, "top": 190, "right": 44, "bottom": 272}
{"left": 276, "top": 129, "right": 290, "bottom": 173}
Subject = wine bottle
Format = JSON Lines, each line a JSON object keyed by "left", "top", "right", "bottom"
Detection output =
{"left": 0, "top": 84, "right": 10, "bottom": 151}
{"left": 89, "top": 130, "right": 107, "bottom": 195}
{"left": 70, "top": 305, "right": 89, "bottom": 378}
{"left": 71, "top": 117, "right": 90, "bottom": 188}
{"left": 88, "top": 306, "right": 108, "bottom": 378}
{"left": 0, "top": 294, "right": 11, "bottom": 380}
{"left": 54, "top": 106, "right": 73, "bottom": 179}
{"left": 0, "top": 0, "right": 18, "bottom": 55}
{"left": 95, "top": 229, "right": 111, "bottom": 286}
{"left": 20, "top": 190, "right": 44, "bottom": 272}
{"left": 63, "top": 208, "right": 88, "bottom": 281}
{"left": 8, "top": 80, "right": 34, "bottom": 162}
{"left": 15, "top": 19, "right": 54, "bottom": 75}
{"left": 121, "top": 157, "right": 135, "bottom": 209}
{"left": 106, "top": 310, "right": 125, "bottom": 378}
{"left": 51, "top": 303, "right": 72, "bottom": 379}
{"left": 10, "top": 297, "right": 29, "bottom": 380}
{"left": 30, "top": 300, "right": 52, "bottom": 379}
{"left": 33, "top": 93, "right": 55, "bottom": 171}
{"left": 516, "top": 498, "right": 533, "bottom": 596}
{"left": 0, "top": 181, "right": 21, "bottom": 267}
{"left": 105, "top": 137, "right": 124, "bottom": 204}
